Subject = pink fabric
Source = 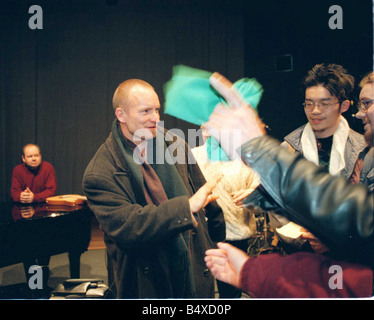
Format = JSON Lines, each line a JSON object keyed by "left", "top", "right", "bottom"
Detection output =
{"left": 240, "top": 252, "right": 373, "bottom": 298}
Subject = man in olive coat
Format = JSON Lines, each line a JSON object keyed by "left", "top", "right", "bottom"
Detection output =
{"left": 83, "top": 79, "right": 225, "bottom": 298}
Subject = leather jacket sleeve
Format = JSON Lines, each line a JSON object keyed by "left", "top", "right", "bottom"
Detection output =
{"left": 240, "top": 135, "right": 374, "bottom": 266}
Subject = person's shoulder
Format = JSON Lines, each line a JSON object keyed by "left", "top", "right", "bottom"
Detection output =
{"left": 284, "top": 124, "right": 306, "bottom": 140}
{"left": 41, "top": 160, "right": 55, "bottom": 169}
{"left": 347, "top": 128, "right": 366, "bottom": 149}
{"left": 348, "top": 128, "right": 364, "bottom": 140}
{"left": 12, "top": 163, "right": 25, "bottom": 173}
{"left": 84, "top": 135, "right": 120, "bottom": 176}
{"left": 39, "top": 161, "right": 57, "bottom": 175}
{"left": 283, "top": 123, "right": 307, "bottom": 150}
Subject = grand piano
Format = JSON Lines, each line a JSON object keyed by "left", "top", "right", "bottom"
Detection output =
{"left": 0, "top": 201, "right": 91, "bottom": 279}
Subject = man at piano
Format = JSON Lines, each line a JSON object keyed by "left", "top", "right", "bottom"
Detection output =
{"left": 10, "top": 144, "right": 57, "bottom": 203}
{"left": 10, "top": 143, "right": 57, "bottom": 297}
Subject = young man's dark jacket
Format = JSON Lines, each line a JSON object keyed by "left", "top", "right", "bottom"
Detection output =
{"left": 82, "top": 120, "right": 225, "bottom": 298}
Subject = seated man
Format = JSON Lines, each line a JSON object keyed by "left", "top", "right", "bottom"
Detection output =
{"left": 10, "top": 144, "right": 57, "bottom": 203}
{"left": 10, "top": 144, "right": 57, "bottom": 297}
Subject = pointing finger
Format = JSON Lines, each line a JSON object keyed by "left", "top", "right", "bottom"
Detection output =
{"left": 209, "top": 72, "right": 244, "bottom": 109}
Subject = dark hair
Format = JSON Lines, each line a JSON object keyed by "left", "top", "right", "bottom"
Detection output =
{"left": 304, "top": 63, "right": 354, "bottom": 101}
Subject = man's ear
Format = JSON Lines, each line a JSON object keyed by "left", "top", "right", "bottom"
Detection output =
{"left": 340, "top": 100, "right": 351, "bottom": 113}
{"left": 115, "top": 107, "right": 126, "bottom": 123}
{"left": 22, "top": 155, "right": 26, "bottom": 163}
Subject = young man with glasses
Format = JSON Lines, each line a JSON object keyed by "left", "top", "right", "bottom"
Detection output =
{"left": 264, "top": 64, "right": 374, "bottom": 254}
{"left": 283, "top": 63, "right": 363, "bottom": 179}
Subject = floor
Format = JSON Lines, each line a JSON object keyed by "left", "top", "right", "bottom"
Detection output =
{"left": 0, "top": 217, "right": 245, "bottom": 299}
{"left": 87, "top": 216, "right": 106, "bottom": 250}
{"left": 0, "top": 216, "right": 107, "bottom": 299}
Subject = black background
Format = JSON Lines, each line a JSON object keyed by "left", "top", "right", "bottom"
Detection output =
{"left": 1, "top": 0, "right": 372, "bottom": 201}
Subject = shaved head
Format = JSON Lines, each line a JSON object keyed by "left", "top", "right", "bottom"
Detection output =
{"left": 112, "top": 79, "right": 156, "bottom": 111}
{"left": 113, "top": 79, "right": 161, "bottom": 143}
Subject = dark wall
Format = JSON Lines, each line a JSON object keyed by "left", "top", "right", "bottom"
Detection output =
{"left": 0, "top": 0, "right": 245, "bottom": 202}
{"left": 243, "top": 0, "right": 373, "bottom": 140}
{"left": 1, "top": 0, "right": 372, "bottom": 202}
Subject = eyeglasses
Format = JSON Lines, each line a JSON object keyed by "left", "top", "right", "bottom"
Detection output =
{"left": 302, "top": 100, "right": 340, "bottom": 112}
{"left": 357, "top": 99, "right": 374, "bottom": 113}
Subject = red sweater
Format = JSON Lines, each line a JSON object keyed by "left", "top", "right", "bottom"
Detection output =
{"left": 239, "top": 252, "right": 373, "bottom": 298}
{"left": 10, "top": 161, "right": 57, "bottom": 203}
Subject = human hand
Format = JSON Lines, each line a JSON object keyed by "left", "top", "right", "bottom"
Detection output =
{"left": 203, "top": 72, "right": 266, "bottom": 160}
{"left": 20, "top": 187, "right": 34, "bottom": 203}
{"left": 300, "top": 228, "right": 329, "bottom": 254}
{"left": 205, "top": 242, "right": 249, "bottom": 288}
{"left": 20, "top": 206, "right": 35, "bottom": 218}
{"left": 189, "top": 175, "right": 222, "bottom": 214}
{"left": 231, "top": 188, "right": 256, "bottom": 207}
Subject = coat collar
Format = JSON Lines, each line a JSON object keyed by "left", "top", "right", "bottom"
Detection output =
{"left": 107, "top": 119, "right": 189, "bottom": 199}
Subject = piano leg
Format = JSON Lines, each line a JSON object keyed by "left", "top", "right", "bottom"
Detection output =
{"left": 68, "top": 252, "right": 81, "bottom": 278}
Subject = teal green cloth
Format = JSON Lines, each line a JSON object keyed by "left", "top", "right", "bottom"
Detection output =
{"left": 163, "top": 65, "right": 263, "bottom": 161}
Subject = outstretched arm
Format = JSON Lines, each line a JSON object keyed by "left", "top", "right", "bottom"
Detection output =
{"left": 205, "top": 242, "right": 249, "bottom": 288}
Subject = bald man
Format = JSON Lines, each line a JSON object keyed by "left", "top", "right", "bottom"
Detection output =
{"left": 83, "top": 79, "right": 225, "bottom": 299}
{"left": 11, "top": 144, "right": 57, "bottom": 203}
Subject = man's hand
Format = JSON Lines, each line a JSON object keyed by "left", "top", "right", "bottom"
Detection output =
{"left": 204, "top": 72, "right": 266, "bottom": 160}
{"left": 300, "top": 228, "right": 329, "bottom": 254}
{"left": 231, "top": 188, "right": 257, "bottom": 207}
{"left": 20, "top": 187, "right": 34, "bottom": 203}
{"left": 205, "top": 242, "right": 249, "bottom": 288}
{"left": 20, "top": 206, "right": 35, "bottom": 218}
{"left": 188, "top": 175, "right": 222, "bottom": 227}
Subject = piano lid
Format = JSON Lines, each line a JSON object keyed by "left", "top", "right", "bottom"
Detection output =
{"left": 0, "top": 202, "right": 88, "bottom": 225}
